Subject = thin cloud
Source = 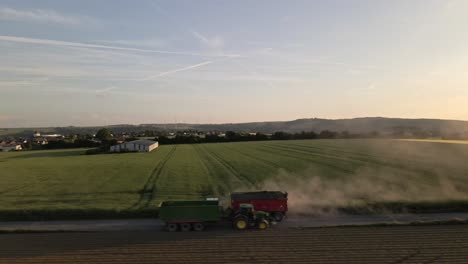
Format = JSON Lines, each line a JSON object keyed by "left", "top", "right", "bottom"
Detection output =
{"left": 191, "top": 31, "right": 224, "bottom": 48}
{"left": 0, "top": 35, "right": 240, "bottom": 58}
{"left": 0, "top": 7, "right": 94, "bottom": 26}
{"left": 0, "top": 77, "right": 48, "bottom": 87}
{"left": 140, "top": 61, "right": 214, "bottom": 81}
{"left": 95, "top": 39, "right": 167, "bottom": 48}
{"left": 148, "top": 3, "right": 225, "bottom": 49}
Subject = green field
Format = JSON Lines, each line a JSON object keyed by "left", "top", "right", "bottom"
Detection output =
{"left": 1, "top": 139, "right": 468, "bottom": 218}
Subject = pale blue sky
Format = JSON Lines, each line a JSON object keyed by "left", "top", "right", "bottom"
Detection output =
{"left": 1, "top": 0, "right": 468, "bottom": 127}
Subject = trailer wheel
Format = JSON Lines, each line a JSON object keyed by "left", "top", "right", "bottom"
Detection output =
{"left": 258, "top": 220, "right": 269, "bottom": 230}
{"left": 167, "top": 223, "right": 178, "bottom": 232}
{"left": 233, "top": 216, "right": 248, "bottom": 230}
{"left": 193, "top": 223, "right": 205, "bottom": 231}
{"left": 273, "top": 212, "right": 284, "bottom": 222}
{"left": 180, "top": 223, "right": 191, "bottom": 232}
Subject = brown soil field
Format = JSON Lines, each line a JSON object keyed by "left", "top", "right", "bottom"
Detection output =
{"left": 1, "top": 225, "right": 468, "bottom": 264}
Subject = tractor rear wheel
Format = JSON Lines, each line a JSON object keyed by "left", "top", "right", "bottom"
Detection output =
{"left": 193, "top": 223, "right": 205, "bottom": 231}
{"left": 273, "top": 212, "right": 284, "bottom": 222}
{"left": 180, "top": 223, "right": 191, "bottom": 232}
{"left": 233, "top": 216, "right": 248, "bottom": 230}
{"left": 257, "top": 220, "right": 269, "bottom": 230}
{"left": 167, "top": 223, "right": 178, "bottom": 232}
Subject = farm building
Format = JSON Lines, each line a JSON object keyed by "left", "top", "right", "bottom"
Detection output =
{"left": 110, "top": 140, "right": 158, "bottom": 153}
{"left": 0, "top": 141, "right": 22, "bottom": 152}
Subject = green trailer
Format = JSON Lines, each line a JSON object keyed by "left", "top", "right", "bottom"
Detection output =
{"left": 159, "top": 200, "right": 222, "bottom": 232}
{"left": 159, "top": 200, "right": 271, "bottom": 232}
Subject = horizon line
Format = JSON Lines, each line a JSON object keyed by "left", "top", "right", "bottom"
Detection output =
{"left": 2, "top": 116, "right": 468, "bottom": 130}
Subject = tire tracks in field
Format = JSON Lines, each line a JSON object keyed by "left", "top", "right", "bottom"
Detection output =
{"left": 256, "top": 143, "right": 355, "bottom": 174}
{"left": 264, "top": 142, "right": 363, "bottom": 166}
{"left": 197, "top": 144, "right": 257, "bottom": 187}
{"left": 222, "top": 144, "right": 285, "bottom": 170}
{"left": 130, "top": 145, "right": 177, "bottom": 209}
{"left": 280, "top": 142, "right": 396, "bottom": 166}
{"left": 267, "top": 142, "right": 442, "bottom": 178}
{"left": 192, "top": 145, "right": 225, "bottom": 195}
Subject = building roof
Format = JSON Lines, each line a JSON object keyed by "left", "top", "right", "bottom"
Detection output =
{"left": 0, "top": 141, "right": 20, "bottom": 147}
{"left": 126, "top": 139, "right": 158, "bottom": 146}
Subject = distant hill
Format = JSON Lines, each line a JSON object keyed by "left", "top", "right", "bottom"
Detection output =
{"left": 2, "top": 117, "right": 468, "bottom": 137}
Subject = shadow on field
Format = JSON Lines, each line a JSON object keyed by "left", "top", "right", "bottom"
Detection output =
{"left": 6, "top": 149, "right": 86, "bottom": 159}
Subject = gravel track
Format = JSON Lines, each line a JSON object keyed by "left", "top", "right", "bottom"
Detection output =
{"left": 2, "top": 212, "right": 468, "bottom": 232}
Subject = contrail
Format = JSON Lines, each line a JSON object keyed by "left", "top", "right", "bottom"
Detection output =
{"left": 140, "top": 61, "right": 214, "bottom": 81}
{"left": 0, "top": 35, "right": 239, "bottom": 58}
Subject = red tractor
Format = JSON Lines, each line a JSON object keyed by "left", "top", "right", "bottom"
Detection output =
{"left": 230, "top": 191, "right": 288, "bottom": 222}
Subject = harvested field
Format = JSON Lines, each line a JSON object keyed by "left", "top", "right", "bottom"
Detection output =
{"left": 1, "top": 225, "right": 468, "bottom": 263}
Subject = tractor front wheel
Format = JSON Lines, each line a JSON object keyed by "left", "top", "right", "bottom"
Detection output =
{"left": 233, "top": 217, "right": 248, "bottom": 230}
{"left": 257, "top": 220, "right": 269, "bottom": 230}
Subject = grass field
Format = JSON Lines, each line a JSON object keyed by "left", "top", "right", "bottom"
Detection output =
{"left": 1, "top": 139, "right": 468, "bottom": 218}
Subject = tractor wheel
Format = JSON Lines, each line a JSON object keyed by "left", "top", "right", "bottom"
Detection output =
{"left": 257, "top": 220, "right": 269, "bottom": 230}
{"left": 167, "top": 223, "right": 178, "bottom": 232}
{"left": 233, "top": 217, "right": 248, "bottom": 230}
{"left": 180, "top": 223, "right": 192, "bottom": 232}
{"left": 273, "top": 212, "right": 284, "bottom": 222}
{"left": 193, "top": 223, "right": 205, "bottom": 231}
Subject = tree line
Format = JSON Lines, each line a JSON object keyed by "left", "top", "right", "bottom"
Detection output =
{"left": 155, "top": 130, "right": 375, "bottom": 145}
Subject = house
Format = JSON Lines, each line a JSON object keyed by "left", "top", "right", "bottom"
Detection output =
{"left": 110, "top": 140, "right": 159, "bottom": 153}
{"left": 0, "top": 141, "right": 22, "bottom": 152}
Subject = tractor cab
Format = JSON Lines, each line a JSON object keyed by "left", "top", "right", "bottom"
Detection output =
{"left": 232, "top": 203, "right": 270, "bottom": 230}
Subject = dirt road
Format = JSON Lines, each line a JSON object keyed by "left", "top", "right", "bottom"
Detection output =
{"left": 1, "top": 212, "right": 468, "bottom": 232}
{"left": 1, "top": 225, "right": 468, "bottom": 263}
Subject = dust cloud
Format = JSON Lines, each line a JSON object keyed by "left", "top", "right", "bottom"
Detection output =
{"left": 253, "top": 167, "right": 468, "bottom": 216}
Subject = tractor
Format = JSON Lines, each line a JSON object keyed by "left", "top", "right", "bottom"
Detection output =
{"left": 232, "top": 203, "right": 270, "bottom": 230}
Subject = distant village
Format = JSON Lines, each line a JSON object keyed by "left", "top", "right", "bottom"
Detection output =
{"left": 0, "top": 128, "right": 339, "bottom": 153}
{"left": 0, "top": 129, "right": 247, "bottom": 153}
{"left": 0, "top": 129, "right": 216, "bottom": 153}
{"left": 1, "top": 127, "right": 467, "bottom": 153}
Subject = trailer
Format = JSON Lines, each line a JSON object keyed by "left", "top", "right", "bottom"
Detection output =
{"left": 159, "top": 200, "right": 270, "bottom": 231}
{"left": 159, "top": 200, "right": 221, "bottom": 231}
{"left": 231, "top": 191, "right": 288, "bottom": 221}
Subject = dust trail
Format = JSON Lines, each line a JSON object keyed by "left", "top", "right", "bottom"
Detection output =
{"left": 239, "top": 167, "right": 468, "bottom": 216}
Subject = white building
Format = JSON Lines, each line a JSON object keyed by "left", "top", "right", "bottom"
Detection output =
{"left": 110, "top": 140, "right": 159, "bottom": 153}
{"left": 0, "top": 142, "right": 22, "bottom": 152}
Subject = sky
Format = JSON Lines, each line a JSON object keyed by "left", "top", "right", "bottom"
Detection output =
{"left": 1, "top": 0, "right": 468, "bottom": 127}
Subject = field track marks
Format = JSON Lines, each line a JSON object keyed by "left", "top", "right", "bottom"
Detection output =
{"left": 130, "top": 146, "right": 177, "bottom": 209}
{"left": 199, "top": 145, "right": 257, "bottom": 187}
{"left": 194, "top": 145, "right": 244, "bottom": 193}
{"left": 282, "top": 141, "right": 407, "bottom": 166}
{"left": 223, "top": 144, "right": 285, "bottom": 170}
{"left": 272, "top": 142, "right": 444, "bottom": 177}
{"left": 264, "top": 142, "right": 364, "bottom": 165}
{"left": 256, "top": 143, "right": 355, "bottom": 174}
{"left": 192, "top": 145, "right": 225, "bottom": 195}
